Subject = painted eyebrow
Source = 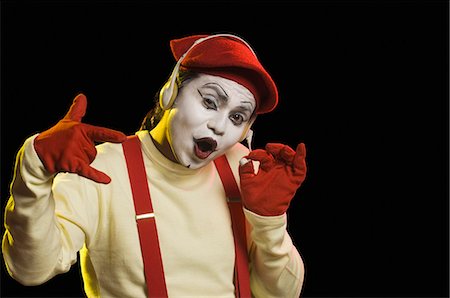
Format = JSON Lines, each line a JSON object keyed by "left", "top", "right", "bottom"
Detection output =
{"left": 202, "top": 83, "right": 229, "bottom": 100}
{"left": 240, "top": 100, "right": 255, "bottom": 110}
{"left": 235, "top": 103, "right": 254, "bottom": 115}
{"left": 200, "top": 83, "right": 255, "bottom": 113}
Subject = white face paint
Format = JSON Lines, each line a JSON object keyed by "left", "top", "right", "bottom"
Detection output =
{"left": 167, "top": 73, "right": 256, "bottom": 169}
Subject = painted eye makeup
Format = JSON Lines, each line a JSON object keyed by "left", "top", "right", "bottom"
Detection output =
{"left": 197, "top": 87, "right": 251, "bottom": 126}
{"left": 203, "top": 96, "right": 218, "bottom": 110}
{"left": 229, "top": 113, "right": 245, "bottom": 125}
{"left": 198, "top": 89, "right": 218, "bottom": 110}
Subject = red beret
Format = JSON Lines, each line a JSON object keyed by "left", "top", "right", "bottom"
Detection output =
{"left": 169, "top": 34, "right": 278, "bottom": 114}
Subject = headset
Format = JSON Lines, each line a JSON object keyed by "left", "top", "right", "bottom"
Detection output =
{"left": 159, "top": 33, "right": 257, "bottom": 149}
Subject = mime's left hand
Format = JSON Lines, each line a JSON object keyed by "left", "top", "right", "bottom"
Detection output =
{"left": 239, "top": 143, "right": 307, "bottom": 216}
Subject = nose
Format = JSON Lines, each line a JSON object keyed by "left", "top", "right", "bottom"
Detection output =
{"left": 207, "top": 115, "right": 227, "bottom": 136}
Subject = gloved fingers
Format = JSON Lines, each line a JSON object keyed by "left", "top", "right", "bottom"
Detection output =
{"left": 82, "top": 144, "right": 97, "bottom": 163}
{"left": 59, "top": 156, "right": 90, "bottom": 173}
{"left": 77, "top": 162, "right": 112, "bottom": 184}
{"left": 246, "top": 149, "right": 275, "bottom": 172}
{"left": 280, "top": 146, "right": 296, "bottom": 164}
{"left": 293, "top": 143, "right": 307, "bottom": 175}
{"left": 266, "top": 143, "right": 296, "bottom": 164}
{"left": 84, "top": 124, "right": 127, "bottom": 143}
{"left": 239, "top": 157, "right": 255, "bottom": 178}
{"left": 265, "top": 143, "right": 285, "bottom": 156}
{"left": 64, "top": 93, "right": 87, "bottom": 122}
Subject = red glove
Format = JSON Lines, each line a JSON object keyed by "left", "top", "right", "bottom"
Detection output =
{"left": 34, "top": 93, "right": 127, "bottom": 184}
{"left": 239, "top": 143, "right": 307, "bottom": 216}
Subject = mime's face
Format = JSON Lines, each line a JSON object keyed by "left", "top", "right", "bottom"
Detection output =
{"left": 168, "top": 73, "right": 256, "bottom": 169}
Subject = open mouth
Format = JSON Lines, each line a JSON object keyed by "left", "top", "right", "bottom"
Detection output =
{"left": 194, "top": 137, "right": 217, "bottom": 159}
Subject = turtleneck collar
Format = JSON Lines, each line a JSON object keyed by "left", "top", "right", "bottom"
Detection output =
{"left": 136, "top": 130, "right": 208, "bottom": 176}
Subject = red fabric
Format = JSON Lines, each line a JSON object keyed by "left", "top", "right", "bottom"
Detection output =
{"left": 169, "top": 34, "right": 278, "bottom": 114}
{"left": 214, "top": 155, "right": 251, "bottom": 298}
{"left": 239, "top": 143, "right": 307, "bottom": 216}
{"left": 123, "top": 135, "right": 168, "bottom": 298}
{"left": 123, "top": 138, "right": 251, "bottom": 297}
{"left": 34, "top": 93, "right": 126, "bottom": 184}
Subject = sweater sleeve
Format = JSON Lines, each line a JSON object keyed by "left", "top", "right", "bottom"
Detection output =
{"left": 245, "top": 208, "right": 305, "bottom": 298}
{"left": 2, "top": 134, "right": 98, "bottom": 286}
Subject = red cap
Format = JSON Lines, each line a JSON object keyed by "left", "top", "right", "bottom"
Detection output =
{"left": 169, "top": 34, "right": 278, "bottom": 114}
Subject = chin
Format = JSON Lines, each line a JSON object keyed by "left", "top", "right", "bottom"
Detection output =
{"left": 178, "top": 155, "right": 201, "bottom": 169}
{"left": 184, "top": 161, "right": 204, "bottom": 170}
{"left": 181, "top": 156, "right": 212, "bottom": 170}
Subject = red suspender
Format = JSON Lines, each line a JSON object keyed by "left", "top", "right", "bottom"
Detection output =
{"left": 214, "top": 156, "right": 252, "bottom": 298}
{"left": 123, "top": 136, "right": 168, "bottom": 297}
{"left": 122, "top": 135, "right": 251, "bottom": 297}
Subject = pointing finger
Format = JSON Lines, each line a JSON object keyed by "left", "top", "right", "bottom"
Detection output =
{"left": 84, "top": 124, "right": 127, "bottom": 143}
{"left": 77, "top": 163, "right": 112, "bottom": 184}
{"left": 64, "top": 93, "right": 87, "bottom": 122}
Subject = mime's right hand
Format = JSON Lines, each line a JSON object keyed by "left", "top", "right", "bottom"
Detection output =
{"left": 34, "top": 93, "right": 127, "bottom": 184}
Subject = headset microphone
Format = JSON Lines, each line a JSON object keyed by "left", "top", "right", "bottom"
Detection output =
{"left": 246, "top": 129, "right": 254, "bottom": 152}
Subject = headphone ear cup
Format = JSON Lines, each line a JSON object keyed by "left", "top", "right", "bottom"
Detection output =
{"left": 159, "top": 79, "right": 178, "bottom": 110}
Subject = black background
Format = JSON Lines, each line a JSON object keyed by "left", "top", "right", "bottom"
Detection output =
{"left": 1, "top": 0, "right": 449, "bottom": 297}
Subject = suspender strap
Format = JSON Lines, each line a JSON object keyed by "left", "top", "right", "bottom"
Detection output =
{"left": 214, "top": 155, "right": 252, "bottom": 298}
{"left": 123, "top": 135, "right": 251, "bottom": 297}
{"left": 122, "top": 135, "right": 168, "bottom": 298}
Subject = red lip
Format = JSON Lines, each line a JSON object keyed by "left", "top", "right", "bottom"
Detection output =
{"left": 194, "top": 137, "right": 217, "bottom": 159}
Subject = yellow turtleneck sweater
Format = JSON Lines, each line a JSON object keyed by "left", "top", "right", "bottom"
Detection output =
{"left": 3, "top": 130, "right": 304, "bottom": 297}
